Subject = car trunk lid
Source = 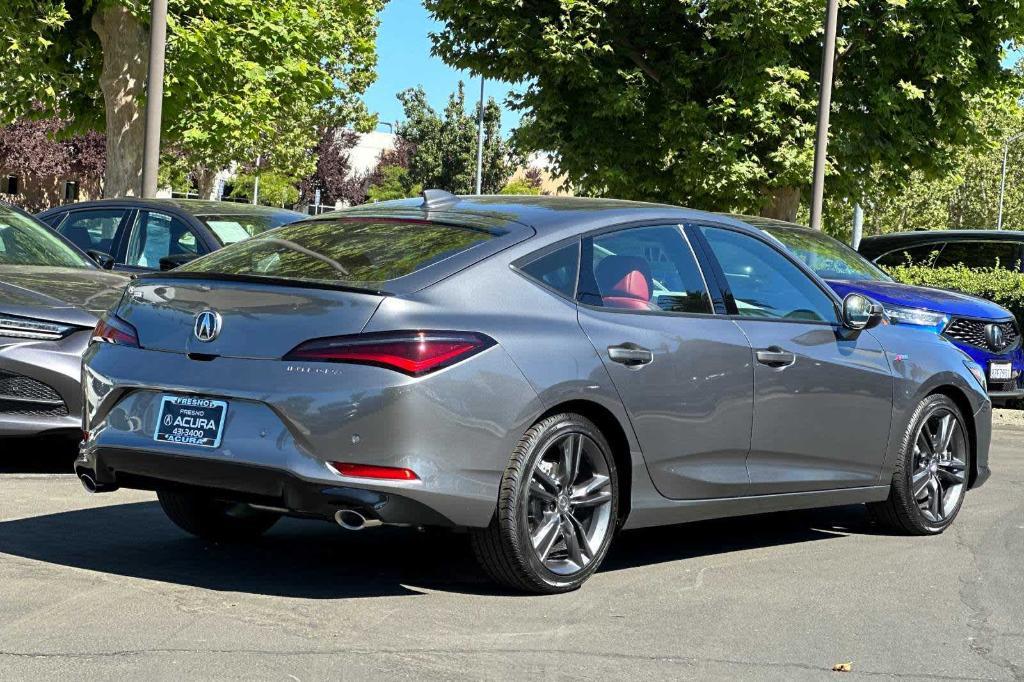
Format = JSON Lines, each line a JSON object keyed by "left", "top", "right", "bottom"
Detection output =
{"left": 118, "top": 275, "right": 385, "bottom": 359}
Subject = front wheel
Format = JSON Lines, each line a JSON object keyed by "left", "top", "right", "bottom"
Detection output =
{"left": 472, "top": 413, "right": 619, "bottom": 593}
{"left": 868, "top": 394, "right": 971, "bottom": 534}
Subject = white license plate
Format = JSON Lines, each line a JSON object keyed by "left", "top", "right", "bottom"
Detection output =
{"left": 989, "top": 362, "right": 1012, "bottom": 381}
{"left": 154, "top": 396, "right": 227, "bottom": 448}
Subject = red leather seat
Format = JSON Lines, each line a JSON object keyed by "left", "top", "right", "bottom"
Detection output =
{"left": 595, "top": 255, "right": 659, "bottom": 310}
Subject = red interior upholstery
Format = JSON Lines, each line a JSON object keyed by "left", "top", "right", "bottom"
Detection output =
{"left": 595, "top": 255, "right": 658, "bottom": 310}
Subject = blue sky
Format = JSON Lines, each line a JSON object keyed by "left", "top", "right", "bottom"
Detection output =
{"left": 363, "top": 1, "right": 524, "bottom": 135}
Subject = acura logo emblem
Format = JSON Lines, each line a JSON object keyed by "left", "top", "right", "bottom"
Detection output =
{"left": 985, "top": 323, "right": 1006, "bottom": 351}
{"left": 193, "top": 310, "right": 222, "bottom": 343}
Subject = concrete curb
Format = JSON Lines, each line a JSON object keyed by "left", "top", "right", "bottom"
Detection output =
{"left": 993, "top": 408, "right": 1024, "bottom": 430}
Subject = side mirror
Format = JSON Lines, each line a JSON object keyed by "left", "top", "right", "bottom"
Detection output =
{"left": 842, "top": 293, "right": 883, "bottom": 331}
{"left": 158, "top": 253, "right": 199, "bottom": 271}
{"left": 86, "top": 249, "right": 115, "bottom": 270}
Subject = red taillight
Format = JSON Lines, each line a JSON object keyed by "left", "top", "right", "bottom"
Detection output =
{"left": 330, "top": 462, "right": 419, "bottom": 480}
{"left": 92, "top": 315, "right": 139, "bottom": 348}
{"left": 284, "top": 331, "right": 495, "bottom": 377}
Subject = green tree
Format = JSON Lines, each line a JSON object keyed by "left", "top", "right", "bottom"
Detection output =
{"left": 230, "top": 171, "right": 300, "bottom": 208}
{"left": 499, "top": 178, "right": 541, "bottom": 195}
{"left": 855, "top": 90, "right": 1024, "bottom": 234}
{"left": 1, "top": 0, "right": 382, "bottom": 197}
{"left": 396, "top": 82, "right": 516, "bottom": 194}
{"left": 427, "top": 0, "right": 1024, "bottom": 220}
{"left": 366, "top": 165, "right": 422, "bottom": 202}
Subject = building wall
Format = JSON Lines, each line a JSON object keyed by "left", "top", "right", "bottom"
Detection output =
{"left": 347, "top": 130, "right": 397, "bottom": 176}
{"left": 0, "top": 169, "right": 102, "bottom": 213}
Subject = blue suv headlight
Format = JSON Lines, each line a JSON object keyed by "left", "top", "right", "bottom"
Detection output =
{"left": 883, "top": 304, "right": 950, "bottom": 331}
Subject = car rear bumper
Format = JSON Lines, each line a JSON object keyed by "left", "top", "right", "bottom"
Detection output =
{"left": 81, "top": 341, "right": 545, "bottom": 528}
{"left": 75, "top": 446, "right": 455, "bottom": 526}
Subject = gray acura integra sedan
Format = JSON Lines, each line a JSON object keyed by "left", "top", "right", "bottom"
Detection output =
{"left": 78, "top": 193, "right": 991, "bottom": 593}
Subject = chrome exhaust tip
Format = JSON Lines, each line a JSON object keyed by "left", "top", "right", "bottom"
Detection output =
{"left": 76, "top": 469, "right": 116, "bottom": 494}
{"left": 78, "top": 472, "right": 98, "bottom": 493}
{"left": 334, "top": 509, "right": 382, "bottom": 531}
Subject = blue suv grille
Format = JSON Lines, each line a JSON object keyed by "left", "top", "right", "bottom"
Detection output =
{"left": 943, "top": 318, "right": 1020, "bottom": 353}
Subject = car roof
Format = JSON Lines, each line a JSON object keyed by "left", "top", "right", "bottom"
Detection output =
{"left": 321, "top": 195, "right": 762, "bottom": 243}
{"left": 39, "top": 198, "right": 305, "bottom": 219}
{"left": 862, "top": 229, "right": 1024, "bottom": 244}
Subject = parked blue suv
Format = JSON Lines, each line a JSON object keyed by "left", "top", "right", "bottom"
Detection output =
{"left": 735, "top": 216, "right": 1024, "bottom": 402}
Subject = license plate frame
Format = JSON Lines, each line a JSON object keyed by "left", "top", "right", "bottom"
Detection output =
{"left": 154, "top": 395, "right": 228, "bottom": 448}
{"left": 989, "top": 361, "right": 1012, "bottom": 382}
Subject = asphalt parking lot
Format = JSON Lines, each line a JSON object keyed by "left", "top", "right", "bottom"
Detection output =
{"left": 1, "top": 428, "right": 1022, "bottom": 681}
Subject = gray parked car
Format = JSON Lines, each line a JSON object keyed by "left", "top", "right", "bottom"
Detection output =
{"left": 0, "top": 202, "right": 129, "bottom": 438}
{"left": 78, "top": 194, "right": 991, "bottom": 593}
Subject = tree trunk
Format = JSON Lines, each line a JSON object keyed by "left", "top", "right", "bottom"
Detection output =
{"left": 759, "top": 186, "right": 802, "bottom": 222}
{"left": 92, "top": 5, "right": 149, "bottom": 198}
{"left": 195, "top": 167, "right": 217, "bottom": 199}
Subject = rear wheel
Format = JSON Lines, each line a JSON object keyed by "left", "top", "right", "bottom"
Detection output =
{"left": 869, "top": 394, "right": 970, "bottom": 534}
{"left": 472, "top": 413, "right": 618, "bottom": 593}
{"left": 157, "top": 489, "right": 280, "bottom": 542}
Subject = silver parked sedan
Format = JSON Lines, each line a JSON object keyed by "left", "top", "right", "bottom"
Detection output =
{"left": 0, "top": 203, "right": 129, "bottom": 437}
{"left": 78, "top": 194, "right": 991, "bottom": 593}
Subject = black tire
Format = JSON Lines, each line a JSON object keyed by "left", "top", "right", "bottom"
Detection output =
{"left": 868, "top": 394, "right": 971, "bottom": 535}
{"left": 157, "top": 489, "right": 280, "bottom": 542}
{"left": 471, "top": 413, "right": 619, "bottom": 594}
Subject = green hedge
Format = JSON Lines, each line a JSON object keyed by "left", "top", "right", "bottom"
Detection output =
{"left": 883, "top": 264, "right": 1024, "bottom": 322}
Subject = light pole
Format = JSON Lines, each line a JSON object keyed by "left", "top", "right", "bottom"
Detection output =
{"left": 809, "top": 0, "right": 840, "bottom": 231}
{"left": 475, "top": 76, "right": 485, "bottom": 195}
{"left": 140, "top": 0, "right": 168, "bottom": 198}
{"left": 997, "top": 131, "right": 1024, "bottom": 229}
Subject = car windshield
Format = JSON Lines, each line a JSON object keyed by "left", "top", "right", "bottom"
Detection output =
{"left": 178, "top": 218, "right": 497, "bottom": 286}
{"left": 198, "top": 212, "right": 299, "bottom": 246}
{"left": 763, "top": 225, "right": 891, "bottom": 282}
{"left": 0, "top": 206, "right": 93, "bottom": 269}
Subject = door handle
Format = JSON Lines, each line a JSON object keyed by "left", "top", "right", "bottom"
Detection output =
{"left": 608, "top": 344, "right": 654, "bottom": 367}
{"left": 756, "top": 346, "right": 796, "bottom": 368}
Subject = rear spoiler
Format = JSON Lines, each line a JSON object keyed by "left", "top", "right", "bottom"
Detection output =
{"left": 134, "top": 270, "right": 391, "bottom": 296}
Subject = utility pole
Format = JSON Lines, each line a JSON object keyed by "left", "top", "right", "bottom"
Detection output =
{"left": 475, "top": 76, "right": 485, "bottom": 195}
{"left": 997, "top": 132, "right": 1024, "bottom": 228}
{"left": 852, "top": 203, "right": 863, "bottom": 249}
{"left": 252, "top": 155, "right": 261, "bottom": 206}
{"left": 140, "top": 0, "right": 168, "bottom": 198}
{"left": 809, "top": 0, "right": 839, "bottom": 231}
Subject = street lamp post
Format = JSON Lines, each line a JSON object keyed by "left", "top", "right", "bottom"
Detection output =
{"left": 997, "top": 131, "right": 1024, "bottom": 229}
{"left": 140, "top": 0, "right": 168, "bottom": 198}
{"left": 475, "top": 76, "right": 485, "bottom": 195}
{"left": 809, "top": 0, "right": 840, "bottom": 231}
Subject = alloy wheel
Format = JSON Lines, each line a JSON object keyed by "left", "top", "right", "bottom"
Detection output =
{"left": 911, "top": 407, "right": 968, "bottom": 524}
{"left": 524, "top": 432, "right": 614, "bottom": 575}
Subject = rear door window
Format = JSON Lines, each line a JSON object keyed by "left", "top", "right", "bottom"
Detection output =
{"left": 577, "top": 225, "right": 712, "bottom": 314}
{"left": 934, "top": 241, "right": 1023, "bottom": 270}
{"left": 55, "top": 209, "right": 127, "bottom": 255}
{"left": 179, "top": 218, "right": 499, "bottom": 287}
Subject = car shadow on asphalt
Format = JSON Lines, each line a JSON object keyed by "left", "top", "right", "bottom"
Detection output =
{"left": 0, "top": 436, "right": 79, "bottom": 474}
{"left": 0, "top": 499, "right": 880, "bottom": 598}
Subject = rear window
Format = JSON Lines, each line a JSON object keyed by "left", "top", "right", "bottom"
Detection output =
{"left": 178, "top": 218, "right": 496, "bottom": 286}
